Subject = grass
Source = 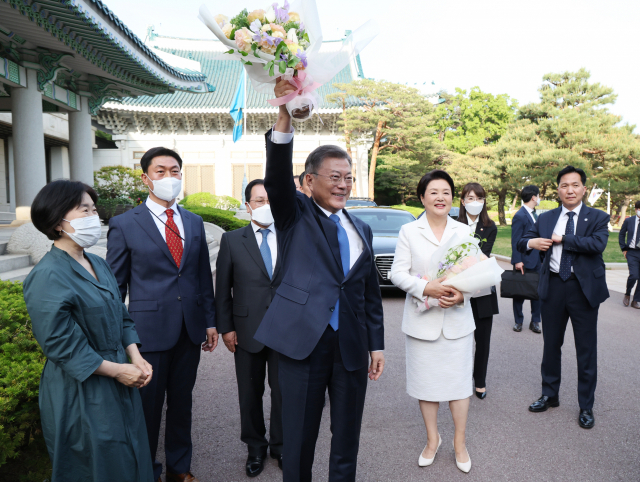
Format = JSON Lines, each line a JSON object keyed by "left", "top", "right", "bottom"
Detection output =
{"left": 493, "top": 226, "right": 625, "bottom": 264}
{"left": 390, "top": 205, "right": 424, "bottom": 217}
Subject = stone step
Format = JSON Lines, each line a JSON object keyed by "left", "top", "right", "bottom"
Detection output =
{"left": 0, "top": 212, "right": 15, "bottom": 224}
{"left": 0, "top": 266, "right": 33, "bottom": 282}
{"left": 0, "top": 253, "right": 31, "bottom": 272}
{"left": 0, "top": 242, "right": 6, "bottom": 255}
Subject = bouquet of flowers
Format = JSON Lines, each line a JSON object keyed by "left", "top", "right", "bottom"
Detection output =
{"left": 414, "top": 233, "right": 504, "bottom": 312}
{"left": 198, "top": 0, "right": 378, "bottom": 121}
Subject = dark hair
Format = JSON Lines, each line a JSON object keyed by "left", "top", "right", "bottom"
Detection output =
{"left": 417, "top": 170, "right": 455, "bottom": 199}
{"left": 557, "top": 165, "right": 586, "bottom": 185}
{"left": 305, "top": 145, "right": 351, "bottom": 175}
{"left": 521, "top": 185, "right": 540, "bottom": 203}
{"left": 32, "top": 180, "right": 98, "bottom": 241}
{"left": 458, "top": 182, "right": 494, "bottom": 227}
{"left": 635, "top": 200, "right": 640, "bottom": 210}
{"left": 298, "top": 172, "right": 305, "bottom": 187}
{"left": 245, "top": 179, "right": 265, "bottom": 203}
{"left": 140, "top": 147, "right": 183, "bottom": 174}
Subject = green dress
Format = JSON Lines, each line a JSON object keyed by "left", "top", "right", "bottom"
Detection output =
{"left": 23, "top": 246, "right": 154, "bottom": 482}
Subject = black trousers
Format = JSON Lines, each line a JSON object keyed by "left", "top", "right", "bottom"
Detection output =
{"left": 471, "top": 302, "right": 493, "bottom": 389}
{"left": 139, "top": 323, "right": 201, "bottom": 480}
{"left": 541, "top": 275, "right": 599, "bottom": 410}
{"left": 234, "top": 345, "right": 283, "bottom": 457}
{"left": 626, "top": 249, "right": 640, "bottom": 302}
{"left": 279, "top": 326, "right": 368, "bottom": 482}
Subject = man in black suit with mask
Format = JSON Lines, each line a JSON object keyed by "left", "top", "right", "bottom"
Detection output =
{"left": 518, "top": 165, "right": 609, "bottom": 429}
{"left": 216, "top": 179, "right": 283, "bottom": 477}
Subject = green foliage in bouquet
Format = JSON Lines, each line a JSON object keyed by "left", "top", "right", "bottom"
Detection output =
{"left": 437, "top": 238, "right": 482, "bottom": 278}
{"left": 179, "top": 193, "right": 240, "bottom": 211}
{"left": 230, "top": 8, "right": 250, "bottom": 33}
{"left": 0, "top": 281, "right": 46, "bottom": 468}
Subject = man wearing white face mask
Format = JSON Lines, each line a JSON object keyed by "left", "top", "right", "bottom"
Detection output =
{"left": 107, "top": 147, "right": 217, "bottom": 482}
{"left": 216, "top": 179, "right": 284, "bottom": 476}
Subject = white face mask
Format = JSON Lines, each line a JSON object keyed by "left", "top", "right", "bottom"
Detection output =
{"left": 61, "top": 215, "right": 102, "bottom": 249}
{"left": 465, "top": 201, "right": 484, "bottom": 216}
{"left": 249, "top": 204, "right": 274, "bottom": 226}
{"left": 636, "top": 210, "right": 640, "bottom": 217}
{"left": 536, "top": 197, "right": 541, "bottom": 206}
{"left": 147, "top": 176, "right": 182, "bottom": 202}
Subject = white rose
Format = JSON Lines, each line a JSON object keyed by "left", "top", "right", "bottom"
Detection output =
{"left": 287, "top": 29, "right": 298, "bottom": 43}
{"left": 265, "top": 6, "right": 276, "bottom": 23}
{"left": 261, "top": 24, "right": 272, "bottom": 33}
{"left": 222, "top": 23, "right": 234, "bottom": 39}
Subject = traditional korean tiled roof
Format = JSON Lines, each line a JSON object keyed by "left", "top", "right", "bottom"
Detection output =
{"left": 103, "top": 37, "right": 363, "bottom": 114}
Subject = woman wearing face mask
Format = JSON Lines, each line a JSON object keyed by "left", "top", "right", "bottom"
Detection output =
{"left": 458, "top": 183, "right": 499, "bottom": 400}
{"left": 23, "top": 180, "right": 155, "bottom": 482}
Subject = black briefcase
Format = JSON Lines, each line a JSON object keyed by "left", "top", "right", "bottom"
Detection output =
{"left": 500, "top": 268, "right": 540, "bottom": 300}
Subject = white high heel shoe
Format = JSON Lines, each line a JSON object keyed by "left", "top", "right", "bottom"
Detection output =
{"left": 418, "top": 434, "right": 442, "bottom": 467}
{"left": 453, "top": 441, "right": 471, "bottom": 473}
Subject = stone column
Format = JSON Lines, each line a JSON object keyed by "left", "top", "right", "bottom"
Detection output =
{"left": 11, "top": 69, "right": 47, "bottom": 221}
{"left": 50, "top": 146, "right": 70, "bottom": 180}
{"left": 69, "top": 96, "right": 94, "bottom": 185}
{"left": 7, "top": 137, "right": 16, "bottom": 212}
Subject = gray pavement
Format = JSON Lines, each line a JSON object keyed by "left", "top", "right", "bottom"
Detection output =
{"left": 156, "top": 274, "right": 640, "bottom": 481}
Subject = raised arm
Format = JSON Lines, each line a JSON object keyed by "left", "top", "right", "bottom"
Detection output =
{"left": 563, "top": 212, "right": 610, "bottom": 255}
{"left": 106, "top": 216, "right": 131, "bottom": 302}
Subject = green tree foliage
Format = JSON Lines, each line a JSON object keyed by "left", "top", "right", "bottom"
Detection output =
{"left": 329, "top": 80, "right": 440, "bottom": 203}
{"left": 0, "top": 281, "right": 46, "bottom": 468}
{"left": 434, "top": 87, "right": 518, "bottom": 154}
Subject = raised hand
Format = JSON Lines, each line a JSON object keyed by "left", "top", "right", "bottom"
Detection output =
{"left": 274, "top": 77, "right": 294, "bottom": 133}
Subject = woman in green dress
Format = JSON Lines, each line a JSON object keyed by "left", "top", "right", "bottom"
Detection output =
{"left": 23, "top": 180, "right": 155, "bottom": 482}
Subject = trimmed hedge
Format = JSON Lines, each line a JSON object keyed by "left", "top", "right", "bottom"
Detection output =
{"left": 183, "top": 206, "right": 250, "bottom": 231}
{"left": 0, "top": 281, "right": 46, "bottom": 469}
{"left": 180, "top": 192, "right": 241, "bottom": 211}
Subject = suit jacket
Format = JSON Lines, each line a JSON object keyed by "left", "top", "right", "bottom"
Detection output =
{"left": 457, "top": 216, "right": 500, "bottom": 319}
{"left": 390, "top": 215, "right": 476, "bottom": 341}
{"left": 215, "top": 224, "right": 284, "bottom": 353}
{"left": 253, "top": 130, "right": 384, "bottom": 372}
{"left": 511, "top": 207, "right": 541, "bottom": 271}
{"left": 106, "top": 202, "right": 216, "bottom": 352}
{"left": 517, "top": 205, "right": 610, "bottom": 308}
{"left": 619, "top": 216, "right": 638, "bottom": 251}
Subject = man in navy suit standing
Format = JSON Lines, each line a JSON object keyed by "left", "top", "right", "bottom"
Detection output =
{"left": 254, "top": 79, "right": 385, "bottom": 481}
{"left": 107, "top": 147, "right": 217, "bottom": 482}
{"left": 518, "top": 166, "right": 609, "bottom": 429}
{"left": 619, "top": 200, "right": 640, "bottom": 309}
{"left": 511, "top": 185, "right": 543, "bottom": 333}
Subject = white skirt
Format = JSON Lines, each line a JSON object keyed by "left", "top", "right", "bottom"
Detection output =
{"left": 405, "top": 331, "right": 474, "bottom": 402}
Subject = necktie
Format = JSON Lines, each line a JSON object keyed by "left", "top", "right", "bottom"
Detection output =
{"left": 533, "top": 209, "right": 538, "bottom": 221}
{"left": 165, "top": 209, "right": 183, "bottom": 268}
{"left": 328, "top": 214, "right": 350, "bottom": 331}
{"left": 559, "top": 212, "right": 575, "bottom": 281}
{"left": 258, "top": 229, "right": 273, "bottom": 279}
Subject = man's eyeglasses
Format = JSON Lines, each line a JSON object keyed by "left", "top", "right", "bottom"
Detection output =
{"left": 249, "top": 198, "right": 270, "bottom": 207}
{"left": 311, "top": 172, "right": 356, "bottom": 186}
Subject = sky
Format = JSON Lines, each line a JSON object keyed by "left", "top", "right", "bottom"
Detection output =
{"left": 104, "top": 0, "right": 640, "bottom": 131}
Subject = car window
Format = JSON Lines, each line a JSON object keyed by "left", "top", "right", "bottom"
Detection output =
{"left": 348, "top": 211, "right": 415, "bottom": 236}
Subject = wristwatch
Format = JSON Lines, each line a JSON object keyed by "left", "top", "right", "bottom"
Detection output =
{"left": 561, "top": 235, "right": 565, "bottom": 243}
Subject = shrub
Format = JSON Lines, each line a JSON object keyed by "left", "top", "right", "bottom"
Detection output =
{"left": 540, "top": 200, "right": 559, "bottom": 210}
{"left": 180, "top": 193, "right": 240, "bottom": 211}
{"left": 183, "top": 206, "right": 249, "bottom": 231}
{"left": 94, "top": 166, "right": 147, "bottom": 204}
{"left": 0, "top": 281, "right": 46, "bottom": 468}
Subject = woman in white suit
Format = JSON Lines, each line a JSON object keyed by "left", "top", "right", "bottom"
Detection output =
{"left": 390, "top": 170, "right": 474, "bottom": 473}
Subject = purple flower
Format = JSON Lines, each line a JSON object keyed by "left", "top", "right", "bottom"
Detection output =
{"left": 280, "top": 53, "right": 288, "bottom": 61}
{"left": 299, "top": 21, "right": 305, "bottom": 33}
{"left": 296, "top": 49, "right": 308, "bottom": 67}
{"left": 250, "top": 19, "right": 262, "bottom": 33}
{"left": 272, "top": 2, "right": 290, "bottom": 23}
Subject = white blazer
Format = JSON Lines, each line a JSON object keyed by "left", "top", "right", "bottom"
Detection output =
{"left": 390, "top": 215, "right": 475, "bottom": 341}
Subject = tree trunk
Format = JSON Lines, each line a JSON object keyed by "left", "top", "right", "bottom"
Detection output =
{"left": 368, "top": 119, "right": 384, "bottom": 201}
{"left": 510, "top": 192, "right": 519, "bottom": 212}
{"left": 612, "top": 202, "right": 623, "bottom": 225}
{"left": 618, "top": 196, "right": 632, "bottom": 226}
{"left": 498, "top": 191, "right": 507, "bottom": 226}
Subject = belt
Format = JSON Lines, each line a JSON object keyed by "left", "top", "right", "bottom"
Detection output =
{"left": 550, "top": 271, "right": 577, "bottom": 280}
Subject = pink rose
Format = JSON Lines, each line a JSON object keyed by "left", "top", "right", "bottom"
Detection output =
{"left": 450, "top": 264, "right": 463, "bottom": 274}
{"left": 460, "top": 256, "right": 478, "bottom": 270}
{"left": 234, "top": 27, "right": 253, "bottom": 53}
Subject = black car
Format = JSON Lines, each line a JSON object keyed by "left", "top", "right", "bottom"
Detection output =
{"left": 345, "top": 197, "right": 377, "bottom": 207}
{"left": 346, "top": 206, "right": 416, "bottom": 288}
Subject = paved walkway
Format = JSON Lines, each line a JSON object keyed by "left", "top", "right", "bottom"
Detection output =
{"left": 153, "top": 266, "right": 640, "bottom": 481}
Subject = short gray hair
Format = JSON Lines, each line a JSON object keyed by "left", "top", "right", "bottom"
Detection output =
{"left": 304, "top": 145, "right": 352, "bottom": 175}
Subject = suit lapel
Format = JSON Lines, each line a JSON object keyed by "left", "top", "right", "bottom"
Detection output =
{"left": 342, "top": 210, "right": 370, "bottom": 282}
{"left": 312, "top": 202, "right": 343, "bottom": 270}
{"left": 575, "top": 205, "right": 591, "bottom": 237}
{"left": 544, "top": 207, "right": 563, "bottom": 239}
{"left": 417, "top": 214, "right": 442, "bottom": 246}
{"left": 242, "top": 224, "right": 271, "bottom": 280}
{"left": 133, "top": 204, "right": 176, "bottom": 267}
{"left": 178, "top": 206, "right": 192, "bottom": 273}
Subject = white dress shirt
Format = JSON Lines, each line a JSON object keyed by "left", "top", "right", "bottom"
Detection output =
{"left": 146, "top": 197, "right": 185, "bottom": 247}
{"left": 314, "top": 201, "right": 364, "bottom": 270}
{"left": 251, "top": 221, "right": 278, "bottom": 271}
{"left": 629, "top": 215, "right": 640, "bottom": 248}
{"left": 523, "top": 204, "right": 537, "bottom": 223}
{"left": 549, "top": 203, "right": 583, "bottom": 273}
{"left": 467, "top": 214, "right": 478, "bottom": 233}
{"left": 271, "top": 126, "right": 294, "bottom": 144}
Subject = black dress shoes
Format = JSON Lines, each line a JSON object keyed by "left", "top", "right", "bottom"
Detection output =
{"left": 579, "top": 409, "right": 595, "bottom": 429}
{"left": 271, "top": 452, "right": 283, "bottom": 470}
{"left": 475, "top": 390, "right": 486, "bottom": 400}
{"left": 246, "top": 455, "right": 265, "bottom": 477}
{"left": 513, "top": 323, "right": 523, "bottom": 332}
{"left": 529, "top": 321, "right": 541, "bottom": 333}
{"left": 529, "top": 395, "right": 559, "bottom": 412}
